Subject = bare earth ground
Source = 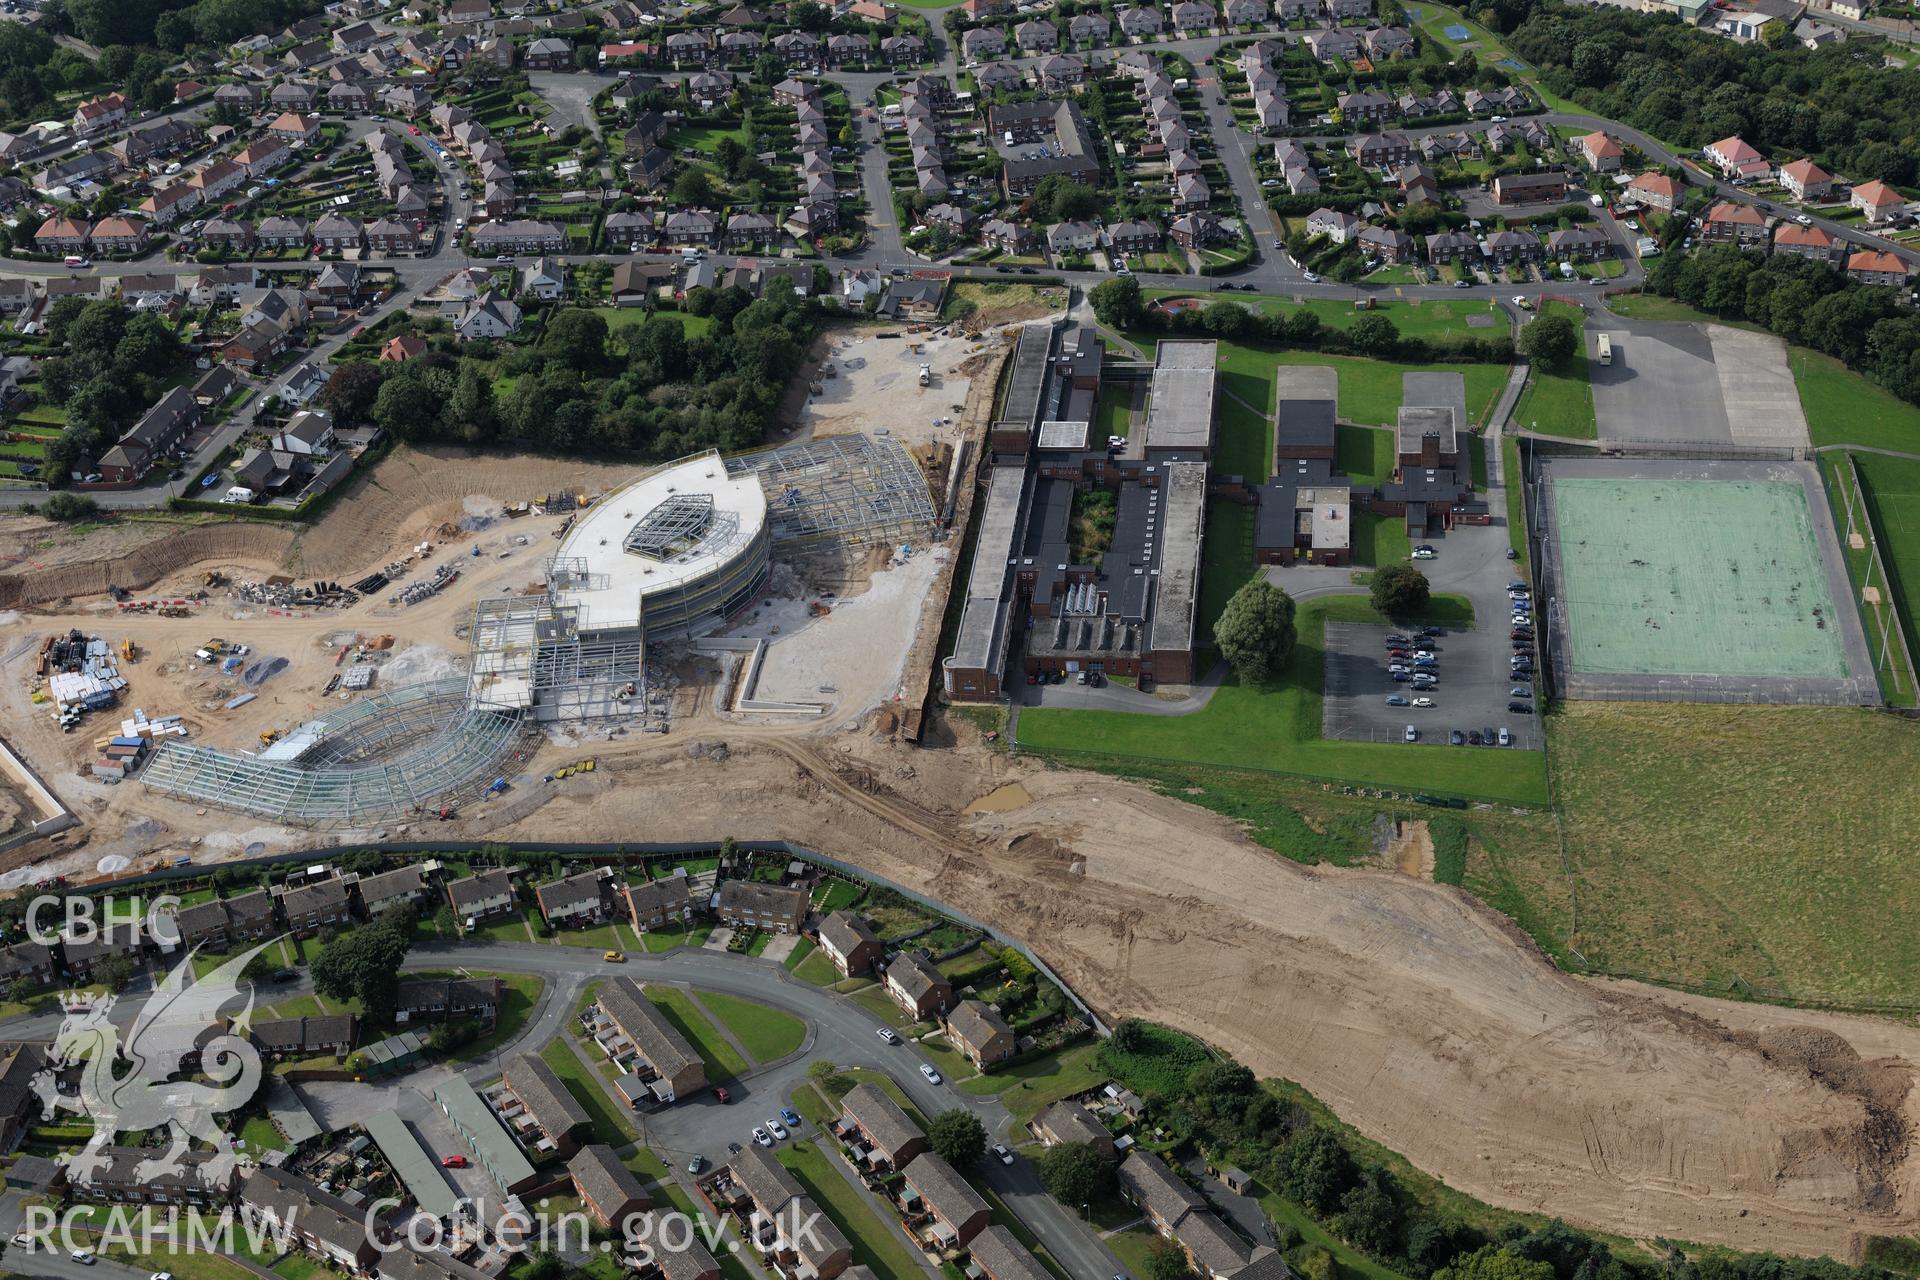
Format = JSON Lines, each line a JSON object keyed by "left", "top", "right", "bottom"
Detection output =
{"left": 469, "top": 735, "right": 1920, "bottom": 1260}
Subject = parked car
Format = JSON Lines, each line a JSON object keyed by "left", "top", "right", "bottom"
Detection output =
{"left": 441, "top": 1155, "right": 468, "bottom": 1168}
{"left": 765, "top": 1119, "right": 790, "bottom": 1141}
{"left": 876, "top": 1027, "right": 901, "bottom": 1045}
{"left": 1403, "top": 724, "right": 1418, "bottom": 742}
{"left": 992, "top": 1143, "right": 1015, "bottom": 1165}
{"left": 1411, "top": 696, "right": 1434, "bottom": 708}
{"left": 1508, "top": 701, "right": 1533, "bottom": 714}
{"left": 687, "top": 1155, "right": 705, "bottom": 1174}
{"left": 1498, "top": 727, "right": 1513, "bottom": 746}
{"left": 713, "top": 1086, "right": 732, "bottom": 1103}
{"left": 752, "top": 1127, "right": 773, "bottom": 1148}
{"left": 1412, "top": 547, "right": 1435, "bottom": 560}
{"left": 780, "top": 1107, "right": 802, "bottom": 1128}
{"left": 920, "top": 1063, "right": 943, "bottom": 1084}
{"left": 1509, "top": 686, "right": 1531, "bottom": 697}
{"left": 1449, "top": 730, "right": 1465, "bottom": 745}
{"left": 1385, "top": 694, "right": 1409, "bottom": 706}
{"left": 1468, "top": 730, "right": 1483, "bottom": 745}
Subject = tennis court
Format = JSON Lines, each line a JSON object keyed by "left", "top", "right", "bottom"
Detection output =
{"left": 1552, "top": 477, "right": 1847, "bottom": 678}
{"left": 1442, "top": 23, "right": 1472, "bottom": 37}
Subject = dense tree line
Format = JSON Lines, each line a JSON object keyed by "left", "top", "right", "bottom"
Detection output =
{"left": 0, "top": 24, "right": 98, "bottom": 124}
{"left": 1645, "top": 245, "right": 1920, "bottom": 406}
{"left": 36, "top": 297, "right": 186, "bottom": 484}
{"left": 57, "top": 0, "right": 320, "bottom": 53}
{"left": 1489, "top": 0, "right": 1920, "bottom": 185}
{"left": 1100, "top": 1019, "right": 1912, "bottom": 1280}
{"left": 1089, "top": 277, "right": 1513, "bottom": 365}
{"left": 326, "top": 283, "right": 821, "bottom": 458}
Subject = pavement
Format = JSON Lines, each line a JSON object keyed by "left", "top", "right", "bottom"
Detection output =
{"left": 0, "top": 940, "right": 1128, "bottom": 1280}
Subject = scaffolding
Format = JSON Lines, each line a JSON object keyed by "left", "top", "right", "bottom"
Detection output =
{"left": 140, "top": 679, "right": 530, "bottom": 826}
{"left": 726, "top": 433, "right": 937, "bottom": 550}
{"left": 466, "top": 594, "right": 647, "bottom": 723}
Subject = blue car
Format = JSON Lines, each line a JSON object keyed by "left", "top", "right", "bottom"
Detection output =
{"left": 779, "top": 1107, "right": 802, "bottom": 1128}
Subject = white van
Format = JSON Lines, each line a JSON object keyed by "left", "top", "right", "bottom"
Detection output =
{"left": 63, "top": 255, "right": 88, "bottom": 268}
{"left": 222, "top": 485, "right": 256, "bottom": 504}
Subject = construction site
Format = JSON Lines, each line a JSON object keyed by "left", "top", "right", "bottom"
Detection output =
{"left": 5, "top": 306, "right": 1920, "bottom": 1264}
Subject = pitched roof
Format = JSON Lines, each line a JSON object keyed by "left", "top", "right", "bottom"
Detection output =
{"left": 1036, "top": 1099, "right": 1109, "bottom": 1147}
{"left": 730, "top": 1144, "right": 803, "bottom": 1216}
{"left": 969, "top": 1224, "right": 1052, "bottom": 1280}
{"left": 537, "top": 868, "right": 609, "bottom": 914}
{"left": 1780, "top": 157, "right": 1830, "bottom": 184}
{"left": 1772, "top": 221, "right": 1833, "bottom": 248}
{"left": 902, "top": 1153, "right": 989, "bottom": 1226}
{"left": 841, "top": 1082, "right": 922, "bottom": 1161}
{"left": 1854, "top": 178, "right": 1903, "bottom": 209}
{"left": 448, "top": 868, "right": 514, "bottom": 912}
{"left": 597, "top": 978, "right": 702, "bottom": 1079}
{"left": 887, "top": 951, "right": 948, "bottom": 1000}
{"left": 1118, "top": 1151, "right": 1205, "bottom": 1226}
{"left": 818, "top": 910, "right": 879, "bottom": 956}
{"left": 506, "top": 1054, "right": 592, "bottom": 1137}
{"left": 1848, "top": 249, "right": 1908, "bottom": 274}
{"left": 946, "top": 999, "right": 1012, "bottom": 1053}
{"left": 568, "top": 1143, "right": 651, "bottom": 1213}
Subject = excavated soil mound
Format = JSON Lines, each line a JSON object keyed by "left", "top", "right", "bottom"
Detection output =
{"left": 0, "top": 522, "right": 297, "bottom": 608}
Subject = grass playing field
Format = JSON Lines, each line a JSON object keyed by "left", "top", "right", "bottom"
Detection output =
{"left": 1793, "top": 350, "right": 1920, "bottom": 452}
{"left": 1851, "top": 451, "right": 1920, "bottom": 664}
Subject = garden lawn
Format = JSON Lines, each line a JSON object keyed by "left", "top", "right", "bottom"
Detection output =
{"left": 1220, "top": 344, "right": 1508, "bottom": 430}
{"left": 780, "top": 1141, "right": 928, "bottom": 1278}
{"left": 695, "top": 991, "right": 806, "bottom": 1062}
{"left": 666, "top": 124, "right": 747, "bottom": 154}
{"left": 238, "top": 1113, "right": 289, "bottom": 1152}
{"left": 448, "top": 971, "right": 545, "bottom": 1060}
{"left": 1336, "top": 426, "right": 1394, "bottom": 486}
{"left": 1793, "top": 348, "right": 1920, "bottom": 452}
{"left": 1852, "top": 451, "right": 1920, "bottom": 664}
{"left": 1350, "top": 510, "right": 1411, "bottom": 567}
{"left": 956, "top": 1042, "right": 1103, "bottom": 1121}
{"left": 638, "top": 921, "right": 713, "bottom": 952}
{"left": 540, "top": 1036, "right": 640, "bottom": 1142}
{"left": 1511, "top": 303, "right": 1596, "bottom": 438}
{"left": 792, "top": 946, "right": 843, "bottom": 987}
{"left": 647, "top": 986, "right": 750, "bottom": 1081}
{"left": 1019, "top": 595, "right": 1549, "bottom": 805}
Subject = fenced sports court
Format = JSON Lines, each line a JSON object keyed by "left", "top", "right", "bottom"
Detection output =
{"left": 1553, "top": 477, "right": 1844, "bottom": 676}
{"left": 1534, "top": 458, "right": 1878, "bottom": 704}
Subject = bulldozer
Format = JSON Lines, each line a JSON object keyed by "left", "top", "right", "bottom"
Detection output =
{"left": 120, "top": 639, "right": 137, "bottom": 663}
{"left": 259, "top": 728, "right": 281, "bottom": 746}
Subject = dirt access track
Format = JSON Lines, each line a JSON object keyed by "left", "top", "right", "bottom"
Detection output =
{"left": 481, "top": 734, "right": 1920, "bottom": 1260}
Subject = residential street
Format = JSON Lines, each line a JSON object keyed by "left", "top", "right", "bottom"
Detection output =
{"left": 0, "top": 940, "right": 1130, "bottom": 1280}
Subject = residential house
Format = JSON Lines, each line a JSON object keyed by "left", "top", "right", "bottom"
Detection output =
{"left": 1366, "top": 25, "right": 1414, "bottom": 56}
{"left": 816, "top": 910, "right": 884, "bottom": 977}
{"left": 355, "top": 864, "right": 428, "bottom": 917}
{"left": 1701, "top": 200, "right": 1767, "bottom": 245}
{"left": 234, "top": 137, "right": 291, "bottom": 176}
{"left": 962, "top": 27, "right": 1006, "bottom": 60}
{"left": 1852, "top": 179, "right": 1904, "bottom": 222}
{"left": 1069, "top": 11, "right": 1110, "bottom": 42}
{"left": 395, "top": 975, "right": 502, "bottom": 1025}
{"left": 839, "top": 1082, "right": 927, "bottom": 1170}
{"left": 256, "top": 215, "right": 310, "bottom": 249}
{"left": 97, "top": 386, "right": 201, "bottom": 484}
{"left": 945, "top": 999, "right": 1015, "bottom": 1070}
{"left": 881, "top": 276, "right": 947, "bottom": 320}
{"left": 1304, "top": 26, "right": 1360, "bottom": 60}
{"left": 1305, "top": 207, "right": 1361, "bottom": 244}
{"left": 1118, "top": 1151, "right": 1207, "bottom": 1236}
{"left": 1109, "top": 218, "right": 1161, "bottom": 255}
{"left": 624, "top": 874, "right": 695, "bottom": 931}
{"left": 1171, "top": 0, "right": 1216, "bottom": 30}
{"left": 221, "top": 319, "right": 289, "bottom": 370}
{"left": 269, "top": 82, "right": 319, "bottom": 112}
{"left": 268, "top": 111, "right": 323, "bottom": 143}
{"left": 366, "top": 218, "right": 425, "bottom": 256}
{"left": 524, "top": 36, "right": 574, "bottom": 69}
{"left": 192, "top": 364, "right": 240, "bottom": 407}
{"left": 1546, "top": 226, "right": 1609, "bottom": 259}
{"left": 247, "top": 1014, "right": 358, "bottom": 1059}
{"left": 663, "top": 210, "right": 719, "bottom": 247}
{"left": 310, "top": 214, "right": 364, "bottom": 253}
{"left": 900, "top": 1154, "right": 991, "bottom": 1247}
{"left": 519, "top": 255, "right": 567, "bottom": 299}
{"left": 609, "top": 259, "right": 675, "bottom": 305}
{"left": 1350, "top": 130, "right": 1411, "bottom": 167}
{"left": 380, "top": 334, "right": 429, "bottom": 362}
{"left": 1032, "top": 1100, "right": 1115, "bottom": 1158}
{"left": 569, "top": 1145, "right": 652, "bottom": 1233}
{"left": 447, "top": 868, "right": 517, "bottom": 926}
{"left": 715, "top": 879, "right": 809, "bottom": 933}
{"left": 595, "top": 977, "right": 707, "bottom": 1098}
{"left": 882, "top": 33, "right": 924, "bottom": 62}
{"left": 1482, "top": 228, "right": 1541, "bottom": 263}
{"left": 1771, "top": 220, "right": 1839, "bottom": 264}
{"left": 33, "top": 216, "right": 89, "bottom": 256}
{"left": 1624, "top": 171, "right": 1682, "bottom": 212}
{"left": 982, "top": 218, "right": 1036, "bottom": 254}
{"left": 1171, "top": 210, "right": 1227, "bottom": 247}
{"left": 826, "top": 33, "right": 870, "bottom": 64}
{"left": 1492, "top": 171, "right": 1568, "bottom": 204}
{"left": 472, "top": 219, "right": 567, "bottom": 254}
{"left": 1037, "top": 54, "right": 1087, "bottom": 91}
{"left": 240, "top": 1168, "right": 385, "bottom": 1274}
{"left": 1577, "top": 130, "right": 1624, "bottom": 172}
{"left": 1016, "top": 18, "right": 1059, "bottom": 50}
{"left": 970, "top": 1226, "right": 1055, "bottom": 1280}
{"left": 884, "top": 952, "right": 953, "bottom": 1020}
{"left": 727, "top": 1147, "right": 854, "bottom": 1280}
{"left": 536, "top": 867, "right": 614, "bottom": 928}
{"left": 76, "top": 1147, "right": 237, "bottom": 1210}
{"left": 1847, "top": 249, "right": 1911, "bottom": 287}
{"left": 385, "top": 84, "right": 432, "bottom": 117}
{"left": 1704, "top": 134, "right": 1769, "bottom": 180}
{"left": 73, "top": 93, "right": 127, "bottom": 137}
{"left": 1358, "top": 224, "right": 1414, "bottom": 262}
{"left": 975, "top": 60, "right": 1024, "bottom": 92}
{"left": 325, "top": 81, "right": 371, "bottom": 114}
{"left": 504, "top": 1054, "right": 592, "bottom": 1156}
{"left": 89, "top": 216, "right": 150, "bottom": 255}
{"left": 1117, "top": 5, "right": 1164, "bottom": 36}
{"left": 726, "top": 211, "right": 777, "bottom": 248}
{"left": 278, "top": 875, "right": 351, "bottom": 933}
{"left": 215, "top": 82, "right": 259, "bottom": 111}
{"left": 1773, "top": 157, "right": 1833, "bottom": 203}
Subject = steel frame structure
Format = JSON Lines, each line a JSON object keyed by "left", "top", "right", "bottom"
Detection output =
{"left": 726, "top": 433, "right": 937, "bottom": 550}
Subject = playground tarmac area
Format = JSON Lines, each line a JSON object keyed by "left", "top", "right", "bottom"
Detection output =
{"left": 1537, "top": 456, "right": 1877, "bottom": 704}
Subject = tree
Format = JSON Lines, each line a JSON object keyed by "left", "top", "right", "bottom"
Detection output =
{"left": 1433, "top": 1247, "right": 1555, "bottom": 1280}
{"left": 93, "top": 952, "right": 138, "bottom": 990}
{"left": 1335, "top": 1168, "right": 1405, "bottom": 1257}
{"left": 672, "top": 167, "right": 715, "bottom": 207}
{"left": 544, "top": 309, "right": 611, "bottom": 372}
{"left": 311, "top": 920, "right": 412, "bottom": 1022}
{"left": 1037, "top": 1142, "right": 1114, "bottom": 1207}
{"left": 1516, "top": 312, "right": 1578, "bottom": 367}
{"left": 1214, "top": 578, "right": 1297, "bottom": 684}
{"left": 1202, "top": 301, "right": 1250, "bottom": 339}
{"left": 1349, "top": 311, "right": 1400, "bottom": 357}
{"left": 321, "top": 360, "right": 385, "bottom": 423}
{"left": 1145, "top": 1240, "right": 1194, "bottom": 1280}
{"left": 1369, "top": 562, "right": 1431, "bottom": 620}
{"left": 1758, "top": 17, "right": 1789, "bottom": 46}
{"left": 1089, "top": 276, "right": 1146, "bottom": 330}
{"left": 372, "top": 371, "right": 444, "bottom": 440}
{"left": 927, "top": 1109, "right": 987, "bottom": 1167}
{"left": 1275, "top": 1126, "right": 1356, "bottom": 1214}
{"left": 1033, "top": 174, "right": 1099, "bottom": 222}
{"left": 40, "top": 492, "right": 98, "bottom": 522}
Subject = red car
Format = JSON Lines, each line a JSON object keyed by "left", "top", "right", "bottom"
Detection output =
{"left": 441, "top": 1155, "right": 468, "bottom": 1169}
{"left": 408, "top": 125, "right": 421, "bottom": 135}
{"left": 713, "top": 1087, "right": 732, "bottom": 1104}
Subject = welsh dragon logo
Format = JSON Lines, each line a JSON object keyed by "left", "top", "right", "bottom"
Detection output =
{"left": 32, "top": 943, "right": 272, "bottom": 1189}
